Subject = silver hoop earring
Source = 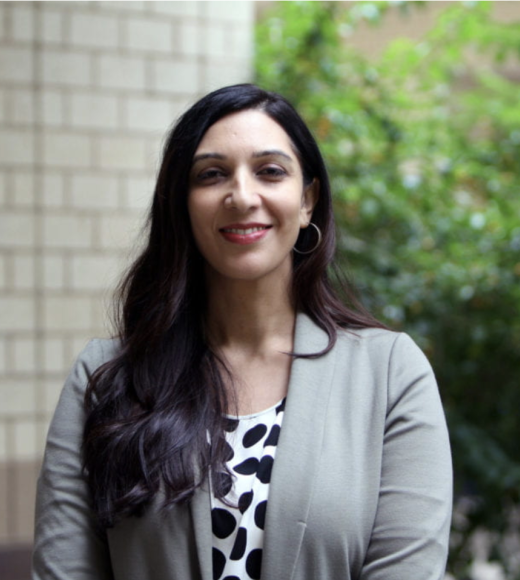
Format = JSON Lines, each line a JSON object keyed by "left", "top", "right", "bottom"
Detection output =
{"left": 293, "top": 222, "right": 322, "bottom": 255}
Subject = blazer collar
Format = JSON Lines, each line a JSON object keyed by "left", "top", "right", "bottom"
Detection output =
{"left": 190, "top": 313, "right": 336, "bottom": 580}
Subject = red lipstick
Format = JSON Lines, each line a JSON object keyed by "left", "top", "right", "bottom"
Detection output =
{"left": 219, "top": 223, "right": 272, "bottom": 245}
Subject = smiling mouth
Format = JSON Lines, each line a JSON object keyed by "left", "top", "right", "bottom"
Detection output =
{"left": 220, "top": 226, "right": 271, "bottom": 234}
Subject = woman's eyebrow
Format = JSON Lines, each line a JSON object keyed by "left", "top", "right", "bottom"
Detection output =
{"left": 253, "top": 149, "right": 293, "bottom": 162}
{"left": 192, "top": 152, "right": 226, "bottom": 164}
{"left": 192, "top": 149, "right": 294, "bottom": 165}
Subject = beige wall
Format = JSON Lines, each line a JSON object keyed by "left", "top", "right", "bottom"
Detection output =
{"left": 0, "top": 0, "right": 254, "bottom": 546}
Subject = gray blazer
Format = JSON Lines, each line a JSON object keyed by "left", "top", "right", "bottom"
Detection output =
{"left": 32, "top": 314, "right": 452, "bottom": 580}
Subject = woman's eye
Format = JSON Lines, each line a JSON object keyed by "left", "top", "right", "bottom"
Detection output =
{"left": 258, "top": 166, "right": 286, "bottom": 179}
{"left": 197, "top": 168, "right": 225, "bottom": 182}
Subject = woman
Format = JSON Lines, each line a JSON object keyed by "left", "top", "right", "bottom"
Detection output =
{"left": 32, "top": 84, "right": 452, "bottom": 580}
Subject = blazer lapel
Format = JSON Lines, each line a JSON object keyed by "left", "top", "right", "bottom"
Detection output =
{"left": 262, "top": 313, "right": 337, "bottom": 580}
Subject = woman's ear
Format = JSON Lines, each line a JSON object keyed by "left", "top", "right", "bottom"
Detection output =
{"left": 300, "top": 179, "right": 320, "bottom": 226}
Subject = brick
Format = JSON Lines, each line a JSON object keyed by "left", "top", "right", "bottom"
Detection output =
{"left": 0, "top": 88, "right": 5, "bottom": 123}
{"left": 10, "top": 88, "right": 36, "bottom": 126}
{"left": 97, "top": 136, "right": 148, "bottom": 171}
{"left": 152, "top": 59, "right": 200, "bottom": 94}
{"left": 150, "top": 1, "right": 199, "bottom": 17}
{"left": 232, "top": 26, "right": 253, "bottom": 60}
{"left": 13, "top": 254, "right": 35, "bottom": 290}
{"left": 124, "top": 17, "right": 172, "bottom": 53}
{"left": 204, "top": 1, "right": 254, "bottom": 23}
{"left": 41, "top": 172, "right": 65, "bottom": 207}
{"left": 0, "top": 171, "right": 5, "bottom": 205}
{"left": 0, "top": 380, "right": 37, "bottom": 416}
{"left": 39, "top": 8, "right": 63, "bottom": 44}
{"left": 0, "top": 298, "right": 35, "bottom": 332}
{"left": 98, "top": 1, "right": 147, "bottom": 12}
{"left": 43, "top": 132, "right": 92, "bottom": 168}
{"left": 90, "top": 295, "right": 108, "bottom": 333}
{"left": 13, "top": 420, "right": 38, "bottom": 459}
{"left": 124, "top": 95, "right": 173, "bottom": 132}
{"left": 71, "top": 253, "right": 121, "bottom": 291}
{"left": 42, "top": 214, "right": 92, "bottom": 248}
{"left": 0, "top": 255, "right": 5, "bottom": 290}
{"left": 39, "top": 89, "right": 65, "bottom": 127}
{"left": 205, "top": 23, "right": 228, "bottom": 59}
{"left": 43, "top": 379, "right": 65, "bottom": 414}
{"left": 0, "top": 4, "right": 5, "bottom": 40}
{"left": 12, "top": 337, "right": 36, "bottom": 373}
{"left": 42, "top": 338, "right": 66, "bottom": 374}
{"left": 70, "top": 12, "right": 119, "bottom": 49}
{"left": 71, "top": 174, "right": 119, "bottom": 209}
{"left": 41, "top": 50, "right": 92, "bottom": 87}
{"left": 70, "top": 93, "right": 119, "bottom": 130}
{"left": 44, "top": 296, "right": 93, "bottom": 331}
{"left": 203, "top": 59, "right": 251, "bottom": 93}
{"left": 11, "top": 460, "right": 38, "bottom": 540}
{"left": 178, "top": 21, "right": 203, "bottom": 57}
{"left": 0, "top": 212, "right": 34, "bottom": 248}
{"left": 11, "top": 4, "right": 35, "bottom": 43}
{"left": 0, "top": 336, "right": 5, "bottom": 373}
{"left": 0, "top": 47, "right": 33, "bottom": 83}
{"left": 0, "top": 129, "right": 35, "bottom": 166}
{"left": 99, "top": 214, "right": 141, "bottom": 249}
{"left": 42, "top": 255, "right": 65, "bottom": 290}
{"left": 97, "top": 54, "right": 145, "bottom": 91}
{"left": 0, "top": 425, "right": 6, "bottom": 462}
{"left": 125, "top": 175, "right": 154, "bottom": 210}
{"left": 12, "top": 172, "right": 34, "bottom": 207}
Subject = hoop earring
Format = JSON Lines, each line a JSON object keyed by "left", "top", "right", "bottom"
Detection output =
{"left": 293, "top": 222, "right": 322, "bottom": 255}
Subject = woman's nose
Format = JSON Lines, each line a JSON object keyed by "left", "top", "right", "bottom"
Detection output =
{"left": 225, "top": 172, "right": 259, "bottom": 211}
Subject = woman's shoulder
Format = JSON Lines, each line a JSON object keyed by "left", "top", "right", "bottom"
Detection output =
{"left": 336, "top": 325, "right": 431, "bottom": 371}
{"left": 60, "top": 337, "right": 122, "bottom": 402}
{"left": 74, "top": 337, "right": 122, "bottom": 371}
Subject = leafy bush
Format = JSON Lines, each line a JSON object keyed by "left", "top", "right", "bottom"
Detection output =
{"left": 256, "top": 2, "right": 520, "bottom": 577}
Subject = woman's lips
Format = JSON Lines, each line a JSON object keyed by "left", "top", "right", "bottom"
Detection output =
{"left": 219, "top": 224, "right": 272, "bottom": 245}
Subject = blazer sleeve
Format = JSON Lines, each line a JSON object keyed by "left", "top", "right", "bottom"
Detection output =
{"left": 360, "top": 333, "right": 453, "bottom": 580}
{"left": 32, "top": 340, "right": 114, "bottom": 580}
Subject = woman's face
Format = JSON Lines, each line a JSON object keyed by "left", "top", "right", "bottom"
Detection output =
{"left": 188, "top": 109, "right": 317, "bottom": 285}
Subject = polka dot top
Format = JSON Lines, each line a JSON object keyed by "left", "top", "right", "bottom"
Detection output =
{"left": 211, "top": 398, "right": 286, "bottom": 580}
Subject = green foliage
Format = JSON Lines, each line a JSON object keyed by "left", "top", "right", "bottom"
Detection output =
{"left": 256, "top": 2, "right": 520, "bottom": 577}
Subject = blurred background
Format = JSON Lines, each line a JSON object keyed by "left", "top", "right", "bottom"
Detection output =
{"left": 1, "top": 1, "right": 519, "bottom": 579}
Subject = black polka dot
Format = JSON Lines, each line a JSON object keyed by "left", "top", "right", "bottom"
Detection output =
{"left": 263, "top": 424, "right": 281, "bottom": 447}
{"left": 246, "top": 549, "right": 262, "bottom": 579}
{"left": 222, "top": 577, "right": 240, "bottom": 580}
{"left": 233, "top": 457, "right": 259, "bottom": 475}
{"left": 222, "top": 440, "right": 234, "bottom": 462}
{"left": 254, "top": 500, "right": 267, "bottom": 530}
{"left": 238, "top": 490, "right": 254, "bottom": 514}
{"left": 276, "top": 398, "right": 286, "bottom": 414}
{"left": 223, "top": 417, "right": 239, "bottom": 432}
{"left": 230, "top": 527, "right": 247, "bottom": 560}
{"left": 213, "top": 547, "right": 226, "bottom": 580}
{"left": 242, "top": 424, "right": 268, "bottom": 448}
{"left": 211, "top": 508, "right": 236, "bottom": 539}
{"left": 214, "top": 471, "right": 233, "bottom": 496}
{"left": 256, "top": 455, "right": 273, "bottom": 484}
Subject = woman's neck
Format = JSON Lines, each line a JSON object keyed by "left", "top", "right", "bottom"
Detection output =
{"left": 205, "top": 273, "right": 296, "bottom": 356}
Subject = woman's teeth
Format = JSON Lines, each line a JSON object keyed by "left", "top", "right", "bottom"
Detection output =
{"left": 223, "top": 227, "right": 267, "bottom": 234}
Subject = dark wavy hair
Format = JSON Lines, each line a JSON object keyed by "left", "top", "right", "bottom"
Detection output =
{"left": 83, "top": 84, "right": 384, "bottom": 528}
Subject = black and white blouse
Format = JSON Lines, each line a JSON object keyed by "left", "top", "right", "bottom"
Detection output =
{"left": 211, "top": 398, "right": 286, "bottom": 580}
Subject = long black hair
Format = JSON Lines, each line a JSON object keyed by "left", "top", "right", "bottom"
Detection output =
{"left": 83, "top": 84, "right": 385, "bottom": 527}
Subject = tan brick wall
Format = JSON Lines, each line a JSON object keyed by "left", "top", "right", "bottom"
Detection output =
{"left": 0, "top": 0, "right": 254, "bottom": 546}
